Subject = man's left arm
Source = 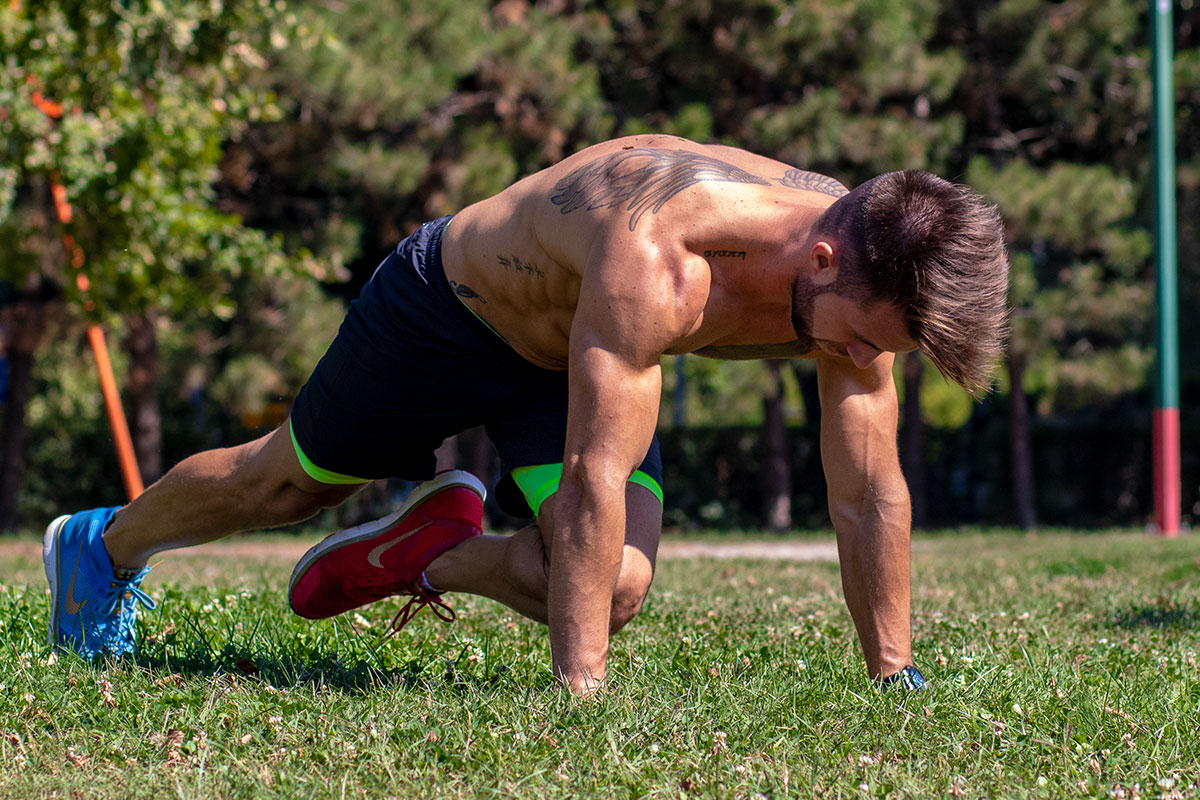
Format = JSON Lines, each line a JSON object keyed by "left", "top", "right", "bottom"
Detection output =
{"left": 816, "top": 352, "right": 913, "bottom": 681}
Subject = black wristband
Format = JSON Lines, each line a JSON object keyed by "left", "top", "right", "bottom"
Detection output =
{"left": 879, "top": 665, "right": 927, "bottom": 690}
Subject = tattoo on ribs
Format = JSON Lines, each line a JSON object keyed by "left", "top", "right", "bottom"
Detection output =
{"left": 449, "top": 280, "right": 486, "bottom": 303}
{"left": 551, "top": 148, "right": 771, "bottom": 231}
{"left": 497, "top": 254, "right": 545, "bottom": 278}
{"left": 778, "top": 168, "right": 848, "bottom": 197}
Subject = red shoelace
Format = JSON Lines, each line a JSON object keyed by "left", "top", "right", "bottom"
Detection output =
{"left": 383, "top": 587, "right": 457, "bottom": 638}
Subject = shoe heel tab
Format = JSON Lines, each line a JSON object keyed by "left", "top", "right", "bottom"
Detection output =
{"left": 43, "top": 515, "right": 72, "bottom": 561}
{"left": 429, "top": 470, "right": 487, "bottom": 502}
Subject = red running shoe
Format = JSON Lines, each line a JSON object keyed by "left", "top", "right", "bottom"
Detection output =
{"left": 288, "top": 470, "right": 485, "bottom": 623}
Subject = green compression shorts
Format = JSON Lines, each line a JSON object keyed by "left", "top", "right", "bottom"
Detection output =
{"left": 510, "top": 463, "right": 664, "bottom": 518}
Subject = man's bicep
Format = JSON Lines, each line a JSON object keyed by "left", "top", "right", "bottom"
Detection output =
{"left": 816, "top": 354, "right": 900, "bottom": 485}
{"left": 564, "top": 337, "right": 662, "bottom": 485}
{"left": 562, "top": 242, "right": 700, "bottom": 480}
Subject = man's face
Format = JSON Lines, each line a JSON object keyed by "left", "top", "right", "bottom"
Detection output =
{"left": 793, "top": 278, "right": 917, "bottom": 369}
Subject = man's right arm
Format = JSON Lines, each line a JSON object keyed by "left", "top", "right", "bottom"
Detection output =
{"left": 548, "top": 339, "right": 661, "bottom": 693}
{"left": 816, "top": 352, "right": 914, "bottom": 681}
{"left": 548, "top": 236, "right": 707, "bottom": 694}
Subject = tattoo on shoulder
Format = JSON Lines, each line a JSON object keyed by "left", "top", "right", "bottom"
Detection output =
{"left": 778, "top": 169, "right": 848, "bottom": 197}
{"left": 704, "top": 249, "right": 746, "bottom": 260}
{"left": 497, "top": 255, "right": 545, "bottom": 278}
{"left": 550, "top": 148, "right": 771, "bottom": 231}
{"left": 449, "top": 280, "right": 486, "bottom": 304}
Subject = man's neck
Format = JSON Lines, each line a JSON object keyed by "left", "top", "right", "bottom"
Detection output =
{"left": 673, "top": 207, "right": 820, "bottom": 356}
{"left": 700, "top": 205, "right": 817, "bottom": 305}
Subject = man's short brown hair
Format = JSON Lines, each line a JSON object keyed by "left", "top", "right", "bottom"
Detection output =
{"left": 818, "top": 170, "right": 1010, "bottom": 393}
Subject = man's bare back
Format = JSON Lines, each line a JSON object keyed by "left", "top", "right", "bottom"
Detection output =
{"left": 441, "top": 135, "right": 850, "bottom": 369}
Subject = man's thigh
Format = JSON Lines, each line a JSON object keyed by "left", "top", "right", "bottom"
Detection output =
{"left": 619, "top": 481, "right": 664, "bottom": 576}
{"left": 290, "top": 239, "right": 547, "bottom": 483}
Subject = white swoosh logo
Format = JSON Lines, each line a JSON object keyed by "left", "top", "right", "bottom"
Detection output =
{"left": 63, "top": 542, "right": 87, "bottom": 615}
{"left": 367, "top": 521, "right": 433, "bottom": 569}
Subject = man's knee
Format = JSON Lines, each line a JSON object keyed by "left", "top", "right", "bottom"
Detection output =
{"left": 610, "top": 548, "right": 654, "bottom": 632}
{"left": 262, "top": 482, "right": 358, "bottom": 524}
{"left": 235, "top": 426, "right": 362, "bottom": 526}
{"left": 234, "top": 463, "right": 360, "bottom": 527}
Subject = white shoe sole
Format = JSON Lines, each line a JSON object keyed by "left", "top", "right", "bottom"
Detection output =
{"left": 287, "top": 470, "right": 486, "bottom": 601}
{"left": 43, "top": 514, "right": 71, "bottom": 647}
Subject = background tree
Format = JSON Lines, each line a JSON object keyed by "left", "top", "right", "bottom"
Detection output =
{"left": 3, "top": 0, "right": 1197, "bottom": 530}
{"left": 0, "top": 0, "right": 335, "bottom": 527}
{"left": 943, "top": 0, "right": 1164, "bottom": 527}
{"left": 222, "top": 0, "right": 612, "bottom": 292}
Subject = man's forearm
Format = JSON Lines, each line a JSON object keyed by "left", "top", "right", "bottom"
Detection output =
{"left": 831, "top": 481, "right": 913, "bottom": 680}
{"left": 546, "top": 480, "right": 626, "bottom": 694}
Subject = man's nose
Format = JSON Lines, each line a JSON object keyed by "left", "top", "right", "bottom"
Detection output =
{"left": 847, "top": 343, "right": 880, "bottom": 369}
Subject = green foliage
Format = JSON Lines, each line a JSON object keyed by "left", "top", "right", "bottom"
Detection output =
{"left": 949, "top": 0, "right": 1184, "bottom": 419}
{"left": 663, "top": 356, "right": 777, "bottom": 427}
{"left": 969, "top": 158, "right": 1153, "bottom": 413}
{"left": 895, "top": 357, "right": 974, "bottom": 430}
{"left": 251, "top": 0, "right": 612, "bottom": 263}
{"left": 589, "top": 0, "right": 965, "bottom": 179}
{"left": 19, "top": 266, "right": 346, "bottom": 517}
{"left": 21, "top": 328, "right": 114, "bottom": 522}
{"left": 5, "top": 0, "right": 1199, "bottom": 528}
{"left": 0, "top": 0, "right": 316, "bottom": 322}
{"left": 200, "top": 272, "right": 346, "bottom": 420}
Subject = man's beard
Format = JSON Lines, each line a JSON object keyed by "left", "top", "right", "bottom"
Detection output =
{"left": 791, "top": 275, "right": 826, "bottom": 346}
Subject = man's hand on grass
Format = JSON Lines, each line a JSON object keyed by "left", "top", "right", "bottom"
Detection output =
{"left": 878, "top": 664, "right": 928, "bottom": 691}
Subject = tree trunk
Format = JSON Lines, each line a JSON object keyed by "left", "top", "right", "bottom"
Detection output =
{"left": 901, "top": 351, "right": 928, "bottom": 528}
{"left": 672, "top": 355, "right": 686, "bottom": 428}
{"left": 1007, "top": 354, "right": 1037, "bottom": 530}
{"left": 0, "top": 175, "right": 60, "bottom": 532}
{"left": 793, "top": 363, "right": 822, "bottom": 429}
{"left": 0, "top": 300, "right": 48, "bottom": 531}
{"left": 791, "top": 361, "right": 827, "bottom": 508}
{"left": 124, "top": 309, "right": 162, "bottom": 485}
{"left": 762, "top": 360, "right": 791, "bottom": 532}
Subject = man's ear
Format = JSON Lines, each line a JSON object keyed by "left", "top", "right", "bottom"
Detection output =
{"left": 809, "top": 240, "right": 839, "bottom": 288}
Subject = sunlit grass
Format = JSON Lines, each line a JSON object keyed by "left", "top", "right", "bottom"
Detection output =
{"left": 2, "top": 529, "right": 1198, "bottom": 798}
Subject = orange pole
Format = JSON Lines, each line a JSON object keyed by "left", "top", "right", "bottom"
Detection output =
{"left": 52, "top": 181, "right": 145, "bottom": 501}
{"left": 20, "top": 34, "right": 144, "bottom": 500}
{"left": 87, "top": 325, "right": 145, "bottom": 499}
{"left": 53, "top": 188, "right": 146, "bottom": 501}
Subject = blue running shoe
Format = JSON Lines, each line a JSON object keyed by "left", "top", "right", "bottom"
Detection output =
{"left": 43, "top": 507, "right": 156, "bottom": 658}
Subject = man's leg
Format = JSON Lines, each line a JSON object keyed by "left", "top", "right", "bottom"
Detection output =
{"left": 424, "top": 481, "right": 662, "bottom": 633}
{"left": 103, "top": 424, "right": 365, "bottom": 570}
{"left": 46, "top": 422, "right": 364, "bottom": 657}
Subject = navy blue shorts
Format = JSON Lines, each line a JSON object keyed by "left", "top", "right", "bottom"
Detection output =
{"left": 289, "top": 216, "right": 662, "bottom": 518}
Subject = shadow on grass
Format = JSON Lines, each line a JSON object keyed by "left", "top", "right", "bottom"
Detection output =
{"left": 131, "top": 642, "right": 528, "bottom": 696}
{"left": 133, "top": 646, "right": 424, "bottom": 693}
{"left": 128, "top": 611, "right": 529, "bottom": 696}
{"left": 1108, "top": 602, "right": 1200, "bottom": 631}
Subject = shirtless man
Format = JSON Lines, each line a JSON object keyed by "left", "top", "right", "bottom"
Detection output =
{"left": 44, "top": 135, "right": 1009, "bottom": 694}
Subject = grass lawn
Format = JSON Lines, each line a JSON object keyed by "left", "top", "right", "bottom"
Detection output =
{"left": 2, "top": 528, "right": 1199, "bottom": 799}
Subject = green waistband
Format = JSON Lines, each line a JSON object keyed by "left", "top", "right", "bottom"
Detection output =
{"left": 455, "top": 295, "right": 510, "bottom": 344}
